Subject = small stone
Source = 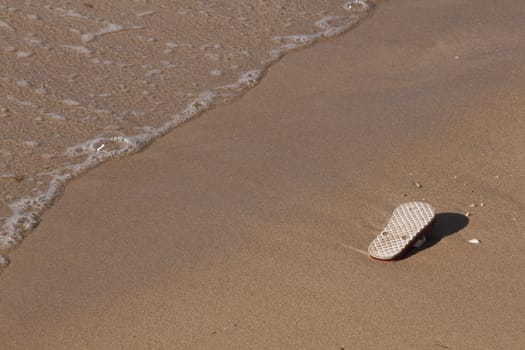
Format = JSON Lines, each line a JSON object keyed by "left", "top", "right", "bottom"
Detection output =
{"left": 480, "top": 202, "right": 485, "bottom": 207}
{"left": 468, "top": 239, "right": 480, "bottom": 244}
{"left": 414, "top": 181, "right": 422, "bottom": 188}
{"left": 0, "top": 255, "right": 10, "bottom": 268}
{"left": 465, "top": 212, "right": 471, "bottom": 217}
{"left": 469, "top": 203, "right": 477, "bottom": 208}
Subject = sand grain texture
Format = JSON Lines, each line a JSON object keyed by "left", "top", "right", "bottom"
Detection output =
{"left": 1, "top": 0, "right": 524, "bottom": 349}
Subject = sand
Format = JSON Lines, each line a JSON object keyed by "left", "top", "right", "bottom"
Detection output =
{"left": 1, "top": 0, "right": 524, "bottom": 348}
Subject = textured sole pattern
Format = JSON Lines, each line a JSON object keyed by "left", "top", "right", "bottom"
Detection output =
{"left": 368, "top": 202, "right": 435, "bottom": 260}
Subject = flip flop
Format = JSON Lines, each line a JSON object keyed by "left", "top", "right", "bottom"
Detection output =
{"left": 368, "top": 202, "right": 435, "bottom": 260}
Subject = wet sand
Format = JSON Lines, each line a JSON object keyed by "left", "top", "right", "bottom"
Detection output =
{"left": 0, "top": 0, "right": 370, "bottom": 250}
{"left": 1, "top": 0, "right": 524, "bottom": 348}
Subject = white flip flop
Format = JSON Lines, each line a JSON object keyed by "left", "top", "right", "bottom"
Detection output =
{"left": 368, "top": 202, "right": 435, "bottom": 260}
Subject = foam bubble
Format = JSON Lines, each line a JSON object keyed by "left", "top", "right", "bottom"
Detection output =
{"left": 145, "top": 69, "right": 162, "bottom": 78}
{"left": 163, "top": 62, "right": 177, "bottom": 69}
{"left": 65, "top": 9, "right": 88, "bottom": 19}
{"left": 81, "top": 33, "right": 95, "bottom": 43}
{"left": 0, "top": 20, "right": 14, "bottom": 31}
{"left": 62, "top": 45, "right": 92, "bottom": 55}
{"left": 165, "top": 42, "right": 192, "bottom": 49}
{"left": 16, "top": 51, "right": 33, "bottom": 58}
{"left": 81, "top": 23, "right": 143, "bottom": 43}
{"left": 205, "top": 53, "right": 220, "bottom": 61}
{"left": 63, "top": 99, "right": 81, "bottom": 106}
{"left": 0, "top": 231, "right": 21, "bottom": 252}
{"left": 16, "top": 80, "right": 31, "bottom": 87}
{"left": 46, "top": 112, "right": 66, "bottom": 121}
{"left": 8, "top": 95, "right": 37, "bottom": 107}
{"left": 98, "top": 23, "right": 125, "bottom": 35}
{"left": 23, "top": 140, "right": 40, "bottom": 147}
{"left": 217, "top": 70, "right": 262, "bottom": 91}
{"left": 28, "top": 38, "right": 44, "bottom": 46}
{"left": 344, "top": 0, "right": 372, "bottom": 12}
{"left": 136, "top": 10, "right": 157, "bottom": 17}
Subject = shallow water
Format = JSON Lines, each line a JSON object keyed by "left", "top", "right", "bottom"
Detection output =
{"left": 0, "top": 0, "right": 373, "bottom": 268}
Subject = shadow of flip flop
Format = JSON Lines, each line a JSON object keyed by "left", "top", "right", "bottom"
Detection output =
{"left": 401, "top": 212, "right": 469, "bottom": 259}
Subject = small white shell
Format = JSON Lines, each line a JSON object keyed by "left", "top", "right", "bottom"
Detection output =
{"left": 468, "top": 239, "right": 481, "bottom": 244}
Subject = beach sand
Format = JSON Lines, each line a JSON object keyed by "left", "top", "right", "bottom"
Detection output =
{"left": 1, "top": 0, "right": 524, "bottom": 348}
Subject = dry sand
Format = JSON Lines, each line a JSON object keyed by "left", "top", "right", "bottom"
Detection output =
{"left": 1, "top": 0, "right": 524, "bottom": 348}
